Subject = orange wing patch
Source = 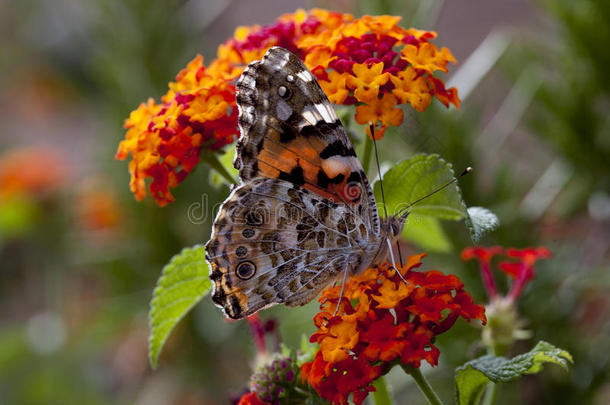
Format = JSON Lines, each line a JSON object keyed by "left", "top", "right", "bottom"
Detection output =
{"left": 256, "top": 128, "right": 362, "bottom": 204}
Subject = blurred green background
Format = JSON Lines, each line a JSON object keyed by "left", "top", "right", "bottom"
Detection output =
{"left": 0, "top": 0, "right": 608, "bottom": 404}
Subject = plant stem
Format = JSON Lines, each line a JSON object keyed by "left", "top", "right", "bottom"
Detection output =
{"left": 483, "top": 383, "right": 497, "bottom": 405}
{"left": 402, "top": 365, "right": 444, "bottom": 405}
{"left": 201, "top": 150, "right": 236, "bottom": 184}
{"left": 362, "top": 135, "right": 373, "bottom": 175}
{"left": 372, "top": 376, "right": 393, "bottom": 405}
{"left": 482, "top": 346, "right": 498, "bottom": 405}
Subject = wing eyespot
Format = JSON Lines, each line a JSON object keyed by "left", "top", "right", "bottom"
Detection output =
{"left": 235, "top": 260, "right": 257, "bottom": 280}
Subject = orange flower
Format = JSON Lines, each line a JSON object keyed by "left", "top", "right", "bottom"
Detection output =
{"left": 401, "top": 43, "right": 457, "bottom": 74}
{"left": 346, "top": 62, "right": 389, "bottom": 103}
{"left": 318, "top": 71, "right": 350, "bottom": 104}
{"left": 76, "top": 179, "right": 121, "bottom": 231}
{"left": 117, "top": 9, "right": 460, "bottom": 205}
{"left": 0, "top": 147, "right": 67, "bottom": 199}
{"left": 390, "top": 66, "right": 432, "bottom": 112}
{"left": 355, "top": 93, "right": 404, "bottom": 139}
{"left": 301, "top": 254, "right": 486, "bottom": 405}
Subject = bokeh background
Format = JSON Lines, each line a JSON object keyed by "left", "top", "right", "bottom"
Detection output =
{"left": 1, "top": 0, "right": 609, "bottom": 404}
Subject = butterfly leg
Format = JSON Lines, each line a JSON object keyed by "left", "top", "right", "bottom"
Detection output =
{"left": 332, "top": 264, "right": 350, "bottom": 317}
{"left": 386, "top": 238, "right": 410, "bottom": 285}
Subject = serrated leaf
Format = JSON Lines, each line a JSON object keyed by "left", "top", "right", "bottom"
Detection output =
{"left": 455, "top": 341, "right": 573, "bottom": 405}
{"left": 466, "top": 206, "right": 499, "bottom": 242}
{"left": 148, "top": 245, "right": 211, "bottom": 369}
{"left": 373, "top": 154, "right": 468, "bottom": 251}
{"left": 374, "top": 154, "right": 468, "bottom": 220}
{"left": 402, "top": 213, "right": 452, "bottom": 253}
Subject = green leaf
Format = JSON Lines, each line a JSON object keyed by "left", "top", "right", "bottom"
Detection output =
{"left": 148, "top": 245, "right": 211, "bottom": 369}
{"left": 373, "top": 154, "right": 467, "bottom": 250}
{"left": 455, "top": 341, "right": 573, "bottom": 405}
{"left": 375, "top": 153, "right": 468, "bottom": 220}
{"left": 466, "top": 206, "right": 500, "bottom": 242}
{"left": 402, "top": 213, "right": 452, "bottom": 253}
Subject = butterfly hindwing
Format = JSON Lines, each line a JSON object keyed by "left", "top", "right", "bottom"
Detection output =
{"left": 206, "top": 178, "right": 367, "bottom": 319}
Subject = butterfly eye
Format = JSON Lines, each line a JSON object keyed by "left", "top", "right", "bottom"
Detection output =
{"left": 277, "top": 85, "right": 291, "bottom": 99}
{"left": 235, "top": 260, "right": 256, "bottom": 280}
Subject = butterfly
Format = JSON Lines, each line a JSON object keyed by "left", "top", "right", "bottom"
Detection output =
{"left": 205, "top": 47, "right": 408, "bottom": 319}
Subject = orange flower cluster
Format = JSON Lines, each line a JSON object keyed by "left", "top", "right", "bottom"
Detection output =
{"left": 116, "top": 57, "right": 237, "bottom": 206}
{"left": 116, "top": 8, "right": 460, "bottom": 205}
{"left": 300, "top": 254, "right": 486, "bottom": 405}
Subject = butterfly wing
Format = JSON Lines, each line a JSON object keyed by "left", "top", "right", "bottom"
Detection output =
{"left": 235, "top": 47, "right": 379, "bottom": 233}
{"left": 206, "top": 47, "right": 382, "bottom": 319}
{"left": 206, "top": 178, "right": 369, "bottom": 319}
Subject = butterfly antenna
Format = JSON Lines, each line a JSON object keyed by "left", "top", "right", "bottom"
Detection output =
{"left": 397, "top": 166, "right": 472, "bottom": 221}
{"left": 370, "top": 124, "right": 412, "bottom": 285}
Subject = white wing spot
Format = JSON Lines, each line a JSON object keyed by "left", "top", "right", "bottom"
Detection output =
{"left": 296, "top": 70, "right": 313, "bottom": 82}
{"left": 302, "top": 108, "right": 321, "bottom": 126}
{"left": 322, "top": 156, "right": 351, "bottom": 178}
{"left": 314, "top": 102, "right": 337, "bottom": 123}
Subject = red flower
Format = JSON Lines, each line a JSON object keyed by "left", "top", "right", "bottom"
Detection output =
{"left": 501, "top": 247, "right": 552, "bottom": 301}
{"left": 237, "top": 392, "right": 270, "bottom": 405}
{"left": 461, "top": 246, "right": 503, "bottom": 299}
{"left": 462, "top": 246, "right": 552, "bottom": 302}
{"left": 300, "top": 254, "right": 486, "bottom": 405}
{"left": 301, "top": 351, "right": 382, "bottom": 405}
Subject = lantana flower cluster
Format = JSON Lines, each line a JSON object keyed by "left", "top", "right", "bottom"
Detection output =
{"left": 300, "top": 253, "right": 486, "bottom": 405}
{"left": 116, "top": 8, "right": 460, "bottom": 205}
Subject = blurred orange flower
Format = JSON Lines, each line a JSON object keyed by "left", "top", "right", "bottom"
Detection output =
{"left": 0, "top": 147, "right": 67, "bottom": 199}
{"left": 76, "top": 179, "right": 121, "bottom": 231}
{"left": 117, "top": 8, "right": 460, "bottom": 205}
{"left": 300, "top": 254, "right": 486, "bottom": 405}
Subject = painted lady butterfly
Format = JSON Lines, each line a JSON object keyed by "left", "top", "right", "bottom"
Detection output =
{"left": 206, "top": 47, "right": 408, "bottom": 319}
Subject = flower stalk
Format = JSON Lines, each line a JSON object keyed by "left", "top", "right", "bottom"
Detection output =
{"left": 200, "top": 150, "right": 236, "bottom": 185}
{"left": 402, "top": 365, "right": 444, "bottom": 405}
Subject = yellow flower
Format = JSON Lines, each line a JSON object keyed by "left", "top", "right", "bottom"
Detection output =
{"left": 390, "top": 67, "right": 432, "bottom": 112}
{"left": 401, "top": 43, "right": 457, "bottom": 74}
{"left": 346, "top": 62, "right": 390, "bottom": 103}
{"left": 319, "top": 71, "right": 350, "bottom": 104}
{"left": 355, "top": 93, "right": 404, "bottom": 139}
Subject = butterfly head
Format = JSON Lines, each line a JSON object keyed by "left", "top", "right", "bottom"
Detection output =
{"left": 382, "top": 212, "right": 409, "bottom": 244}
